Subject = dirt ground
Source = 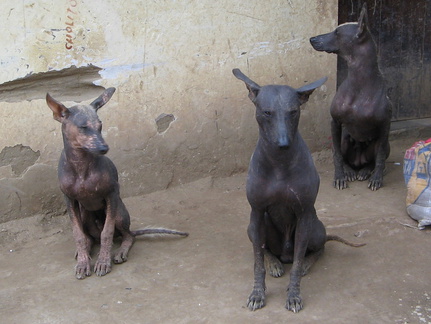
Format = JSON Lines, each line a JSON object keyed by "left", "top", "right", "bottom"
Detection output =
{"left": 1, "top": 136, "right": 431, "bottom": 324}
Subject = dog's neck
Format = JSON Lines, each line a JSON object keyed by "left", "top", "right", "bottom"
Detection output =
{"left": 343, "top": 36, "right": 383, "bottom": 83}
{"left": 62, "top": 136, "right": 99, "bottom": 178}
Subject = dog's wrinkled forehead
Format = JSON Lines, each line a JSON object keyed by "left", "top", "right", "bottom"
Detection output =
{"left": 68, "top": 105, "right": 100, "bottom": 126}
{"left": 257, "top": 85, "right": 299, "bottom": 108}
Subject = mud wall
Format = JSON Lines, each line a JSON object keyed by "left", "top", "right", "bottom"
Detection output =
{"left": 0, "top": 0, "right": 337, "bottom": 223}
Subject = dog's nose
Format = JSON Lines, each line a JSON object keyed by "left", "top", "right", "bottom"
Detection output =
{"left": 98, "top": 144, "right": 109, "bottom": 155}
{"left": 278, "top": 138, "right": 290, "bottom": 150}
{"left": 309, "top": 37, "right": 323, "bottom": 50}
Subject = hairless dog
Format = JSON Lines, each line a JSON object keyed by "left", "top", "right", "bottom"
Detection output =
{"left": 46, "top": 88, "right": 188, "bottom": 279}
{"left": 310, "top": 3, "right": 392, "bottom": 190}
{"left": 233, "top": 68, "right": 364, "bottom": 312}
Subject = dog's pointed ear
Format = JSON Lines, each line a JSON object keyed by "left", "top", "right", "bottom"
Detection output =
{"left": 356, "top": 3, "right": 369, "bottom": 38}
{"left": 296, "top": 77, "right": 327, "bottom": 105}
{"left": 232, "top": 68, "right": 261, "bottom": 102}
{"left": 46, "top": 93, "right": 69, "bottom": 122}
{"left": 90, "top": 87, "right": 116, "bottom": 111}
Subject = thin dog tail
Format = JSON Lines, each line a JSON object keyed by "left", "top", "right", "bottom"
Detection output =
{"left": 131, "top": 227, "right": 189, "bottom": 237}
{"left": 326, "top": 235, "right": 366, "bottom": 247}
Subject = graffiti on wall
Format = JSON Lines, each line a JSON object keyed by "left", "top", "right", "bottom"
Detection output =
{"left": 65, "top": 0, "right": 78, "bottom": 50}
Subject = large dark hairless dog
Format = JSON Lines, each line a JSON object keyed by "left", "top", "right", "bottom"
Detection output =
{"left": 46, "top": 89, "right": 188, "bottom": 279}
{"left": 310, "top": 4, "right": 392, "bottom": 190}
{"left": 233, "top": 69, "right": 364, "bottom": 312}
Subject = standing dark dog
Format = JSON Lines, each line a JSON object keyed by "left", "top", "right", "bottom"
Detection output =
{"left": 233, "top": 69, "right": 364, "bottom": 312}
{"left": 310, "top": 4, "right": 392, "bottom": 190}
{"left": 46, "top": 88, "right": 188, "bottom": 279}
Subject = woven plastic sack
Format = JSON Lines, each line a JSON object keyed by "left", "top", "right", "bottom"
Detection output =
{"left": 404, "top": 139, "right": 431, "bottom": 229}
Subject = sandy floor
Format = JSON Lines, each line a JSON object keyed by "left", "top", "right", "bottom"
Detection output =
{"left": 1, "top": 137, "right": 431, "bottom": 323}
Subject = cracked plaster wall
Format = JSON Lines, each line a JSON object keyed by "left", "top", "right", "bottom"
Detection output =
{"left": 0, "top": 0, "right": 337, "bottom": 223}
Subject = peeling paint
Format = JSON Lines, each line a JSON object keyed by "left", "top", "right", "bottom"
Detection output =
{"left": 0, "top": 145, "right": 40, "bottom": 176}
{"left": 0, "top": 65, "right": 104, "bottom": 102}
{"left": 97, "top": 62, "right": 164, "bottom": 82}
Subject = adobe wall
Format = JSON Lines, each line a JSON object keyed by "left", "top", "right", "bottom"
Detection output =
{"left": 0, "top": 0, "right": 337, "bottom": 222}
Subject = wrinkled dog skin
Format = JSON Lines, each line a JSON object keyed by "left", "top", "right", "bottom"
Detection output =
{"left": 310, "top": 3, "right": 392, "bottom": 191}
{"left": 46, "top": 89, "right": 188, "bottom": 279}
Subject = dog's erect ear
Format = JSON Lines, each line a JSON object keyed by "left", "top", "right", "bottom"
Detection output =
{"left": 232, "top": 68, "right": 261, "bottom": 102}
{"left": 46, "top": 93, "right": 69, "bottom": 122}
{"left": 356, "top": 3, "right": 369, "bottom": 39}
{"left": 296, "top": 77, "right": 327, "bottom": 105}
{"left": 90, "top": 87, "right": 116, "bottom": 111}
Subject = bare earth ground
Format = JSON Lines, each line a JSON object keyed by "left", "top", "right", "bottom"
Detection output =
{"left": 1, "top": 136, "right": 431, "bottom": 324}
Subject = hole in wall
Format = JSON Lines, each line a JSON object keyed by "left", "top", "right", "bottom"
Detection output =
{"left": 155, "top": 113, "right": 176, "bottom": 133}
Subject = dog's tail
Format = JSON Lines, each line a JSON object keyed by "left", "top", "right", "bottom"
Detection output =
{"left": 326, "top": 235, "right": 366, "bottom": 247}
{"left": 131, "top": 227, "right": 189, "bottom": 237}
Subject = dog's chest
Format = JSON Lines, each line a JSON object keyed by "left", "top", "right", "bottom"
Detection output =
{"left": 332, "top": 89, "right": 389, "bottom": 137}
{"left": 332, "top": 81, "right": 388, "bottom": 118}
{"left": 248, "top": 172, "right": 316, "bottom": 211}
{"left": 59, "top": 170, "right": 113, "bottom": 210}
{"left": 333, "top": 93, "right": 371, "bottom": 117}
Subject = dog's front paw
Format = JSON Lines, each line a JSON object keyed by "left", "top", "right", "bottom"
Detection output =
{"left": 94, "top": 257, "right": 112, "bottom": 276}
{"left": 75, "top": 259, "right": 92, "bottom": 280}
{"left": 247, "top": 288, "right": 266, "bottom": 311}
{"left": 285, "top": 289, "right": 303, "bottom": 313}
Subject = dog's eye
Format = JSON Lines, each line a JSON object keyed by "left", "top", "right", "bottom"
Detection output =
{"left": 263, "top": 111, "right": 272, "bottom": 117}
{"left": 290, "top": 110, "right": 298, "bottom": 116}
{"left": 79, "top": 125, "right": 87, "bottom": 129}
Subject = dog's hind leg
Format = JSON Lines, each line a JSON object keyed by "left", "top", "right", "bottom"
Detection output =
{"left": 302, "top": 247, "right": 324, "bottom": 276}
{"left": 341, "top": 134, "right": 361, "bottom": 181}
{"left": 113, "top": 201, "right": 135, "bottom": 264}
{"left": 357, "top": 164, "right": 373, "bottom": 181}
{"left": 113, "top": 234, "right": 135, "bottom": 264}
{"left": 356, "top": 141, "right": 375, "bottom": 180}
{"left": 94, "top": 196, "right": 117, "bottom": 276}
{"left": 302, "top": 217, "right": 326, "bottom": 276}
{"left": 263, "top": 213, "right": 287, "bottom": 277}
{"left": 264, "top": 249, "right": 285, "bottom": 277}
